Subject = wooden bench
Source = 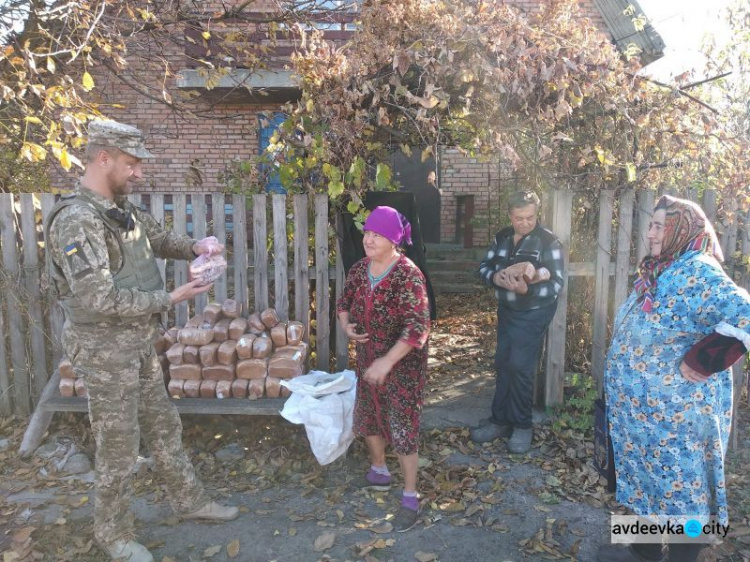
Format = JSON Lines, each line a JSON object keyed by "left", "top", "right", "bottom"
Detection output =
{"left": 19, "top": 370, "right": 288, "bottom": 457}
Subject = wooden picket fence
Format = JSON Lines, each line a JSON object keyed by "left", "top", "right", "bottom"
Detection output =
{"left": 0, "top": 192, "right": 350, "bottom": 418}
{"left": 0, "top": 188, "right": 748, "bottom": 430}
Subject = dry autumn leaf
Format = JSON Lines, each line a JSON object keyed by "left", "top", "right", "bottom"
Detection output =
{"left": 312, "top": 531, "right": 336, "bottom": 552}
{"left": 203, "top": 544, "right": 222, "bottom": 557}
{"left": 227, "top": 539, "right": 240, "bottom": 558}
{"left": 414, "top": 552, "right": 438, "bottom": 562}
{"left": 370, "top": 522, "right": 393, "bottom": 534}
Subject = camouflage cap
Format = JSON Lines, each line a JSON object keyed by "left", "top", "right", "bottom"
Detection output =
{"left": 87, "top": 120, "right": 154, "bottom": 159}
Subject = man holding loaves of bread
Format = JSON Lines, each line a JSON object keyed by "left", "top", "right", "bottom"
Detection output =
{"left": 472, "top": 191, "right": 565, "bottom": 453}
{"left": 45, "top": 120, "right": 238, "bottom": 562}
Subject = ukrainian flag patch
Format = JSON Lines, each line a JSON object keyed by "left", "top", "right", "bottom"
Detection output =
{"left": 64, "top": 243, "right": 78, "bottom": 256}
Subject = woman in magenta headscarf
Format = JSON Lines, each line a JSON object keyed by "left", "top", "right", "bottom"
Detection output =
{"left": 337, "top": 206, "right": 430, "bottom": 533}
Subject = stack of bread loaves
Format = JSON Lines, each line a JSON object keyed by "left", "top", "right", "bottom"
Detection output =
{"left": 57, "top": 300, "right": 308, "bottom": 401}
{"left": 164, "top": 301, "right": 308, "bottom": 400}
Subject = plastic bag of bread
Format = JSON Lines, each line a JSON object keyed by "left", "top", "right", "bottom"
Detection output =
{"left": 248, "top": 379, "right": 265, "bottom": 400}
{"left": 200, "top": 380, "right": 217, "bottom": 398}
{"left": 237, "top": 358, "right": 268, "bottom": 380}
{"left": 183, "top": 345, "right": 199, "bottom": 364}
{"left": 199, "top": 342, "right": 221, "bottom": 366}
{"left": 268, "top": 349, "right": 304, "bottom": 379}
{"left": 202, "top": 302, "right": 222, "bottom": 326}
{"left": 286, "top": 321, "right": 305, "bottom": 345}
{"left": 216, "top": 380, "right": 232, "bottom": 399}
{"left": 252, "top": 335, "right": 273, "bottom": 359}
{"left": 178, "top": 328, "right": 214, "bottom": 347}
{"left": 260, "top": 308, "right": 279, "bottom": 329}
{"left": 212, "top": 318, "right": 232, "bottom": 343}
{"left": 59, "top": 378, "right": 75, "bottom": 397}
{"left": 236, "top": 334, "right": 257, "bottom": 359}
{"left": 183, "top": 379, "right": 201, "bottom": 398}
{"left": 202, "top": 364, "right": 235, "bottom": 381}
{"left": 74, "top": 378, "right": 88, "bottom": 397}
{"left": 59, "top": 357, "right": 75, "bottom": 379}
{"left": 217, "top": 340, "right": 237, "bottom": 365}
{"left": 229, "top": 318, "right": 248, "bottom": 341}
{"left": 264, "top": 377, "right": 281, "bottom": 398}
{"left": 271, "top": 322, "right": 288, "bottom": 347}
{"left": 169, "top": 364, "right": 202, "bottom": 380}
{"left": 166, "top": 343, "right": 186, "bottom": 365}
{"left": 168, "top": 379, "right": 185, "bottom": 399}
{"left": 248, "top": 312, "right": 265, "bottom": 334}
{"left": 231, "top": 379, "right": 249, "bottom": 398}
{"left": 189, "top": 254, "right": 227, "bottom": 286}
{"left": 221, "top": 299, "right": 242, "bottom": 319}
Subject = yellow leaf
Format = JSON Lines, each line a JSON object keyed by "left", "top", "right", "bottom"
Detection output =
{"left": 202, "top": 31, "right": 211, "bottom": 40}
{"left": 46, "top": 57, "right": 56, "bottom": 73}
{"left": 203, "top": 544, "right": 222, "bottom": 557}
{"left": 24, "top": 116, "right": 43, "bottom": 125}
{"left": 226, "top": 539, "right": 240, "bottom": 558}
{"left": 59, "top": 149, "right": 72, "bottom": 171}
{"left": 81, "top": 72, "right": 95, "bottom": 92}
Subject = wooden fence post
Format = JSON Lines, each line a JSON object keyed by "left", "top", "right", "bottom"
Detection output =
{"left": 192, "top": 194, "right": 208, "bottom": 314}
{"left": 613, "top": 189, "right": 635, "bottom": 312}
{"left": 212, "top": 193, "right": 228, "bottom": 303}
{"left": 272, "top": 194, "right": 289, "bottom": 321}
{"left": 335, "top": 214, "right": 349, "bottom": 371}
{"left": 0, "top": 283, "right": 10, "bottom": 416}
{"left": 592, "top": 190, "right": 614, "bottom": 393}
{"left": 544, "top": 189, "right": 572, "bottom": 407}
{"left": 0, "top": 194, "right": 30, "bottom": 415}
{"left": 635, "top": 190, "right": 654, "bottom": 264}
{"left": 232, "top": 194, "right": 249, "bottom": 311}
{"left": 20, "top": 194, "right": 49, "bottom": 403}
{"left": 40, "top": 194, "right": 63, "bottom": 366}
{"left": 253, "top": 194, "right": 269, "bottom": 312}
{"left": 293, "top": 194, "right": 310, "bottom": 337}
{"left": 173, "top": 194, "right": 189, "bottom": 326}
{"left": 314, "top": 195, "right": 330, "bottom": 370}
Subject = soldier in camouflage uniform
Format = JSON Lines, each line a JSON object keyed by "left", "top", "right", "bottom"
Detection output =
{"left": 46, "top": 121, "right": 239, "bottom": 562}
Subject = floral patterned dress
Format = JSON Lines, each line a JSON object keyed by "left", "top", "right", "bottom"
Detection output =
{"left": 605, "top": 251, "right": 750, "bottom": 526}
{"left": 337, "top": 255, "right": 430, "bottom": 455}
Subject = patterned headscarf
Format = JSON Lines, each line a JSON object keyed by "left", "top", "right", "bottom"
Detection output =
{"left": 634, "top": 194, "right": 723, "bottom": 312}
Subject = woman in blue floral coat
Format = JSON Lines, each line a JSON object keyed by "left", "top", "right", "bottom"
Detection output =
{"left": 598, "top": 195, "right": 750, "bottom": 562}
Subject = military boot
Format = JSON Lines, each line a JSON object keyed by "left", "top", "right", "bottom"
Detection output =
{"left": 181, "top": 501, "right": 239, "bottom": 522}
{"left": 105, "top": 539, "right": 154, "bottom": 562}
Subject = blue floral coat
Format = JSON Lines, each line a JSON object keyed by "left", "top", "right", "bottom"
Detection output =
{"left": 605, "top": 250, "right": 750, "bottom": 525}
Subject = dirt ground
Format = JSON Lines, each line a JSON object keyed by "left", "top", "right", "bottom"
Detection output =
{"left": 1, "top": 293, "right": 749, "bottom": 562}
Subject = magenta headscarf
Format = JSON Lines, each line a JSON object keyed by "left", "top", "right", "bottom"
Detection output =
{"left": 363, "top": 206, "right": 413, "bottom": 246}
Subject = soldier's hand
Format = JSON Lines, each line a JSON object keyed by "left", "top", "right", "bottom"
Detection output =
{"left": 170, "top": 278, "right": 213, "bottom": 305}
{"left": 193, "top": 236, "right": 224, "bottom": 257}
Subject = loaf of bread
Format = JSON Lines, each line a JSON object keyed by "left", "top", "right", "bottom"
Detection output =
{"left": 212, "top": 318, "right": 232, "bottom": 343}
{"left": 260, "top": 308, "right": 279, "bottom": 329}
{"left": 59, "top": 378, "right": 75, "bottom": 397}
{"left": 169, "top": 364, "right": 202, "bottom": 380}
{"left": 252, "top": 335, "right": 273, "bottom": 359}
{"left": 215, "top": 380, "right": 232, "bottom": 399}
{"left": 231, "top": 378, "right": 249, "bottom": 398}
{"left": 202, "top": 302, "right": 223, "bottom": 325}
{"left": 237, "top": 358, "right": 269, "bottom": 380}
{"left": 221, "top": 299, "right": 241, "bottom": 319}
{"left": 59, "top": 357, "right": 75, "bottom": 379}
{"left": 167, "top": 379, "right": 185, "bottom": 399}
{"left": 200, "top": 380, "right": 217, "bottom": 398}
{"left": 286, "top": 321, "right": 305, "bottom": 345}
{"left": 264, "top": 377, "right": 281, "bottom": 398}
{"left": 217, "top": 340, "right": 237, "bottom": 365}
{"left": 182, "top": 345, "right": 200, "bottom": 364}
{"left": 268, "top": 349, "right": 304, "bottom": 379}
{"left": 185, "top": 315, "right": 203, "bottom": 329}
{"left": 271, "top": 322, "right": 288, "bottom": 347}
{"left": 166, "top": 343, "right": 186, "bottom": 365}
{"left": 277, "top": 342, "right": 310, "bottom": 363}
{"left": 248, "top": 312, "right": 265, "bottom": 334}
{"left": 74, "top": 378, "right": 88, "bottom": 398}
{"left": 236, "top": 334, "right": 257, "bottom": 359}
{"left": 229, "top": 317, "right": 248, "bottom": 341}
{"left": 202, "top": 364, "right": 235, "bottom": 381}
{"left": 199, "top": 342, "right": 222, "bottom": 366}
{"left": 280, "top": 385, "right": 291, "bottom": 398}
{"left": 248, "top": 378, "right": 265, "bottom": 400}
{"left": 183, "top": 379, "right": 201, "bottom": 398}
{"left": 179, "top": 329, "right": 214, "bottom": 347}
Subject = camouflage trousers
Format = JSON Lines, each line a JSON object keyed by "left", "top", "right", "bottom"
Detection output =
{"left": 62, "top": 320, "right": 208, "bottom": 547}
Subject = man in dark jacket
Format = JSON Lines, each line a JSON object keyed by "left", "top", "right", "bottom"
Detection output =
{"left": 471, "top": 191, "right": 565, "bottom": 453}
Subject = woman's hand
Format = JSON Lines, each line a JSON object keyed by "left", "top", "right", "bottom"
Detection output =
{"left": 342, "top": 322, "right": 369, "bottom": 343}
{"left": 679, "top": 360, "right": 710, "bottom": 383}
{"left": 363, "top": 356, "right": 394, "bottom": 386}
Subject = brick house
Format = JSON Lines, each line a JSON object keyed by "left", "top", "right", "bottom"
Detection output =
{"left": 51, "top": 0, "right": 663, "bottom": 247}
